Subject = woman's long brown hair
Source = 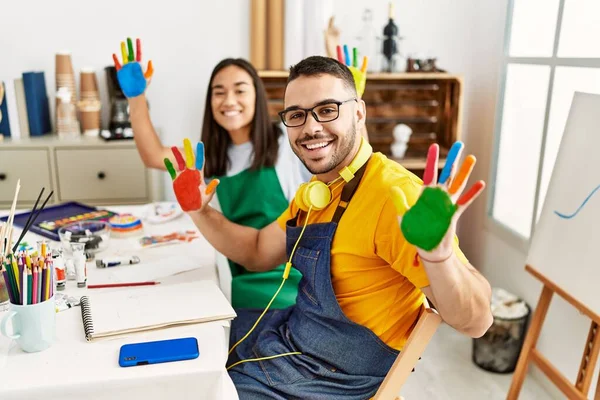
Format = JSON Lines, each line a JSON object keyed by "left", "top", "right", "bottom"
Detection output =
{"left": 201, "top": 58, "right": 281, "bottom": 178}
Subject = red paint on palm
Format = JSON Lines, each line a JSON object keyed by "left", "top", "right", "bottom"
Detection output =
{"left": 173, "top": 169, "right": 202, "bottom": 211}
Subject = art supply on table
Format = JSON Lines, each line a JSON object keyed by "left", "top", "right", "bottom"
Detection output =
{"left": 53, "top": 250, "right": 66, "bottom": 291}
{"left": 0, "top": 183, "right": 59, "bottom": 353}
{"left": 138, "top": 231, "right": 200, "bottom": 248}
{"left": 1, "top": 247, "right": 55, "bottom": 306}
{"left": 1, "top": 179, "right": 21, "bottom": 258}
{"left": 144, "top": 202, "right": 183, "bottom": 224}
{"left": 109, "top": 214, "right": 143, "bottom": 237}
{"left": 88, "top": 281, "right": 158, "bottom": 289}
{"left": 54, "top": 292, "right": 80, "bottom": 312}
{"left": 1, "top": 201, "right": 116, "bottom": 242}
{"left": 58, "top": 220, "right": 110, "bottom": 254}
{"left": 65, "top": 259, "right": 76, "bottom": 281}
{"left": 79, "top": 280, "right": 235, "bottom": 342}
{"left": 72, "top": 243, "right": 87, "bottom": 288}
{"left": 96, "top": 255, "right": 140, "bottom": 268}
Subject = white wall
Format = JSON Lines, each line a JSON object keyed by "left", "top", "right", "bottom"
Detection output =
{"left": 0, "top": 0, "right": 248, "bottom": 198}
{"left": 0, "top": 1, "right": 249, "bottom": 139}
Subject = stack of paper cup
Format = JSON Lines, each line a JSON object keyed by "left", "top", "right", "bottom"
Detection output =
{"left": 55, "top": 51, "right": 79, "bottom": 135}
{"left": 78, "top": 67, "right": 101, "bottom": 136}
{"left": 56, "top": 87, "right": 80, "bottom": 138}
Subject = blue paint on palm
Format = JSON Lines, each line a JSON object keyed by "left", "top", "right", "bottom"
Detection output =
{"left": 117, "top": 63, "right": 146, "bottom": 98}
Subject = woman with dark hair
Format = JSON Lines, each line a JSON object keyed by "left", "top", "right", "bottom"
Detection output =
{"left": 115, "top": 40, "right": 307, "bottom": 310}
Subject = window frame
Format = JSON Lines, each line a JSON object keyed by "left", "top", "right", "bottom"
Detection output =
{"left": 487, "top": 0, "right": 600, "bottom": 250}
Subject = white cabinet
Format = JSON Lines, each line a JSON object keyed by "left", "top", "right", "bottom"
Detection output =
{"left": 0, "top": 136, "right": 162, "bottom": 207}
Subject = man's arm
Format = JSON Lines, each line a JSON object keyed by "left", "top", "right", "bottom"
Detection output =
{"left": 421, "top": 257, "right": 492, "bottom": 338}
{"left": 188, "top": 207, "right": 287, "bottom": 272}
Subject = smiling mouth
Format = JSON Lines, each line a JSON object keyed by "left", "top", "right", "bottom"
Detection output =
{"left": 301, "top": 140, "right": 334, "bottom": 151}
{"left": 222, "top": 110, "right": 242, "bottom": 117}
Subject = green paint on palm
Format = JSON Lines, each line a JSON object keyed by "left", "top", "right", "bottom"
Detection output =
{"left": 401, "top": 187, "right": 457, "bottom": 251}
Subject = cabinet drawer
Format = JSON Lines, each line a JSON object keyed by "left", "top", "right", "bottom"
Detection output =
{"left": 56, "top": 149, "right": 147, "bottom": 201}
{"left": 0, "top": 149, "right": 53, "bottom": 202}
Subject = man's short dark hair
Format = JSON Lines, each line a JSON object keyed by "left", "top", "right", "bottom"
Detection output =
{"left": 287, "top": 56, "right": 357, "bottom": 96}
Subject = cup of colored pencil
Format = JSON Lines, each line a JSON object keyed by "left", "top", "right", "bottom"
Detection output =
{"left": 0, "top": 248, "right": 56, "bottom": 352}
{"left": 0, "top": 182, "right": 57, "bottom": 352}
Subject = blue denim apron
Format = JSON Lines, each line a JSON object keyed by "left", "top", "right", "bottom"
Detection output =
{"left": 228, "top": 160, "right": 400, "bottom": 399}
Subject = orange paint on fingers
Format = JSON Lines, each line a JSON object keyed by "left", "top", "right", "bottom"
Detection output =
{"left": 449, "top": 155, "right": 476, "bottom": 195}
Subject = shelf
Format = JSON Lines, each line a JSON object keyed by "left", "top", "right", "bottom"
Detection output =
{"left": 391, "top": 157, "right": 447, "bottom": 170}
{"left": 257, "top": 70, "right": 462, "bottom": 81}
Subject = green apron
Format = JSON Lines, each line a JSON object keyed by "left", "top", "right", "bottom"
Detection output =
{"left": 216, "top": 167, "right": 301, "bottom": 309}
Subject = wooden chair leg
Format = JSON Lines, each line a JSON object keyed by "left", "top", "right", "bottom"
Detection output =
{"left": 374, "top": 306, "right": 442, "bottom": 400}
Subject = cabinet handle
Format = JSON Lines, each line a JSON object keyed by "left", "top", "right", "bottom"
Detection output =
{"left": 97, "top": 172, "right": 106, "bottom": 180}
{"left": 0, "top": 173, "right": 5, "bottom": 181}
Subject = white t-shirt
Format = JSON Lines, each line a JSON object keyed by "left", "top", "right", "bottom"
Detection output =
{"left": 211, "top": 129, "right": 311, "bottom": 210}
{"left": 218, "top": 130, "right": 311, "bottom": 202}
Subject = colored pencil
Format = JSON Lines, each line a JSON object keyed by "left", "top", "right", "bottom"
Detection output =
{"left": 2, "top": 268, "right": 15, "bottom": 303}
{"left": 27, "top": 270, "right": 32, "bottom": 305}
{"left": 21, "top": 266, "right": 27, "bottom": 305}
{"left": 32, "top": 267, "right": 38, "bottom": 304}
{"left": 38, "top": 266, "right": 42, "bottom": 303}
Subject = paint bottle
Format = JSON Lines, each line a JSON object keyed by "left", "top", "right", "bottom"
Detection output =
{"left": 53, "top": 249, "right": 66, "bottom": 291}
{"left": 72, "top": 243, "right": 87, "bottom": 288}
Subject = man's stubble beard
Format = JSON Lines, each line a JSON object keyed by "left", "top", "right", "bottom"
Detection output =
{"left": 292, "top": 123, "right": 357, "bottom": 175}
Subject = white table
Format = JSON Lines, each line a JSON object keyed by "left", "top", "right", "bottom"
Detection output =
{"left": 0, "top": 205, "right": 239, "bottom": 400}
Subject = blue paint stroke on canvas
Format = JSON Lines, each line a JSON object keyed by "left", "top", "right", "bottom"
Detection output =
{"left": 554, "top": 184, "right": 600, "bottom": 219}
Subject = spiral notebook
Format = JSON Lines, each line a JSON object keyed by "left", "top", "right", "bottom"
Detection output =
{"left": 79, "top": 280, "right": 236, "bottom": 342}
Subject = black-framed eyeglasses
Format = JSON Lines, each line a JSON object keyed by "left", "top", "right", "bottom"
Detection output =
{"left": 278, "top": 98, "right": 357, "bottom": 127}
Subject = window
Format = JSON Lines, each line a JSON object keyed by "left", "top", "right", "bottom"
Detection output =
{"left": 489, "top": 0, "right": 600, "bottom": 240}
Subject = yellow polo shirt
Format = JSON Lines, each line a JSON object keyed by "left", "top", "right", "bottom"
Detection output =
{"left": 277, "top": 152, "right": 468, "bottom": 350}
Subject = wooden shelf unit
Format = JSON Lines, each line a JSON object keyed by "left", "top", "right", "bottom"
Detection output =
{"left": 258, "top": 71, "right": 463, "bottom": 174}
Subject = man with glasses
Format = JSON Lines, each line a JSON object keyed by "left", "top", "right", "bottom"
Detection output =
{"left": 186, "top": 56, "right": 492, "bottom": 399}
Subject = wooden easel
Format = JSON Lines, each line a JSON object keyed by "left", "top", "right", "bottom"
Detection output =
{"left": 507, "top": 265, "right": 600, "bottom": 400}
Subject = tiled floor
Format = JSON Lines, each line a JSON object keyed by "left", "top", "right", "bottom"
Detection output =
{"left": 400, "top": 323, "right": 554, "bottom": 399}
